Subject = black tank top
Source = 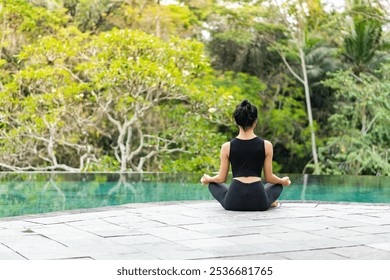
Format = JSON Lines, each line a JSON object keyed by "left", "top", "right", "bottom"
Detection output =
{"left": 229, "top": 137, "right": 265, "bottom": 177}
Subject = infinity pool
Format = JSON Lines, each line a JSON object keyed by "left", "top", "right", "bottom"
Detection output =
{"left": 0, "top": 173, "right": 389, "bottom": 218}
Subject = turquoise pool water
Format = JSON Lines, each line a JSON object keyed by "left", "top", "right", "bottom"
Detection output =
{"left": 0, "top": 173, "right": 389, "bottom": 218}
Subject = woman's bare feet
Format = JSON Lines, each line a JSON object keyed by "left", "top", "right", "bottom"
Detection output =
{"left": 271, "top": 201, "right": 280, "bottom": 207}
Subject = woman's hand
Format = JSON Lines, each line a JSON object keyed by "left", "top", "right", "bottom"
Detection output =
{"left": 200, "top": 174, "right": 211, "bottom": 185}
{"left": 281, "top": 176, "right": 291, "bottom": 186}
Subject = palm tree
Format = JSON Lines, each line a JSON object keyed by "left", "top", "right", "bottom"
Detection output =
{"left": 343, "top": 0, "right": 389, "bottom": 75}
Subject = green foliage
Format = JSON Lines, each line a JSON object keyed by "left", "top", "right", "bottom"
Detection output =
{"left": 88, "top": 155, "right": 120, "bottom": 172}
{"left": 342, "top": 0, "right": 388, "bottom": 75}
{"left": 258, "top": 79, "right": 314, "bottom": 173}
{"left": 0, "top": 24, "right": 227, "bottom": 172}
{"left": 320, "top": 66, "right": 390, "bottom": 175}
{"left": 159, "top": 70, "right": 268, "bottom": 172}
{"left": 159, "top": 111, "right": 226, "bottom": 173}
{"left": 0, "top": 0, "right": 389, "bottom": 175}
{"left": 72, "top": 0, "right": 114, "bottom": 32}
{"left": 120, "top": 4, "right": 200, "bottom": 39}
{"left": 0, "top": 0, "right": 69, "bottom": 87}
{"left": 0, "top": 0, "right": 67, "bottom": 47}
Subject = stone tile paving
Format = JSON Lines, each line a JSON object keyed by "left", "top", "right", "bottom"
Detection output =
{"left": 0, "top": 201, "right": 390, "bottom": 260}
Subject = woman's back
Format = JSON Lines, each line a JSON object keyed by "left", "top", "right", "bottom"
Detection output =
{"left": 230, "top": 137, "right": 265, "bottom": 178}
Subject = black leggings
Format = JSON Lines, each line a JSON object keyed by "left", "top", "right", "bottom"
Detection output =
{"left": 208, "top": 179, "right": 283, "bottom": 211}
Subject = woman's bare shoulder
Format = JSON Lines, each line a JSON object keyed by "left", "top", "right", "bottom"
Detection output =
{"left": 222, "top": 141, "right": 230, "bottom": 147}
{"left": 263, "top": 139, "right": 273, "bottom": 156}
{"left": 221, "top": 141, "right": 230, "bottom": 150}
{"left": 263, "top": 139, "right": 273, "bottom": 146}
{"left": 221, "top": 141, "right": 230, "bottom": 155}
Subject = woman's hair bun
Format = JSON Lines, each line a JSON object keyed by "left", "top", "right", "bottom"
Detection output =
{"left": 240, "top": 100, "right": 249, "bottom": 108}
{"left": 240, "top": 100, "right": 252, "bottom": 113}
{"left": 240, "top": 99, "right": 252, "bottom": 110}
{"left": 233, "top": 100, "right": 258, "bottom": 131}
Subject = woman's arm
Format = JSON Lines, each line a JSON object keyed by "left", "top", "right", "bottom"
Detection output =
{"left": 201, "top": 142, "right": 230, "bottom": 185}
{"left": 263, "top": 140, "right": 291, "bottom": 186}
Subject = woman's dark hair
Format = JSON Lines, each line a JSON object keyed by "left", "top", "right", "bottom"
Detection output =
{"left": 233, "top": 100, "right": 258, "bottom": 131}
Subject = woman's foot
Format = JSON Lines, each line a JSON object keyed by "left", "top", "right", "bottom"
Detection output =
{"left": 271, "top": 201, "right": 280, "bottom": 207}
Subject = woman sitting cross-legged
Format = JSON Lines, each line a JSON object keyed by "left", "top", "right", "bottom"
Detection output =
{"left": 200, "top": 100, "right": 291, "bottom": 211}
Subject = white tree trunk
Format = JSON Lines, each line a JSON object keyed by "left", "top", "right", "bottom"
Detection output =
{"left": 299, "top": 47, "right": 320, "bottom": 174}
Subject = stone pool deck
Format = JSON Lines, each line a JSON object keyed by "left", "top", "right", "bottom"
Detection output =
{"left": 1, "top": 201, "right": 390, "bottom": 260}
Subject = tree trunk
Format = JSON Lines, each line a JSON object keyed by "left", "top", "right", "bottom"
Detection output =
{"left": 117, "top": 125, "right": 128, "bottom": 172}
{"left": 361, "top": 103, "right": 366, "bottom": 134}
{"left": 299, "top": 47, "right": 320, "bottom": 174}
{"left": 155, "top": 15, "right": 161, "bottom": 38}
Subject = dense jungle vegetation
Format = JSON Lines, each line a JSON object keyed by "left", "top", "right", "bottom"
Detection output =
{"left": 0, "top": 0, "right": 389, "bottom": 175}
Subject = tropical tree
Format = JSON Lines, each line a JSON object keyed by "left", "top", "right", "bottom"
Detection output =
{"left": 27, "top": 0, "right": 202, "bottom": 39}
{"left": 0, "top": 28, "right": 98, "bottom": 171}
{"left": 0, "top": 26, "right": 218, "bottom": 172}
{"left": 265, "top": 0, "right": 327, "bottom": 174}
{"left": 320, "top": 64, "right": 390, "bottom": 175}
{"left": 78, "top": 29, "right": 210, "bottom": 171}
{"left": 0, "top": 0, "right": 67, "bottom": 90}
{"left": 343, "top": 0, "right": 389, "bottom": 75}
{"left": 317, "top": 0, "right": 390, "bottom": 175}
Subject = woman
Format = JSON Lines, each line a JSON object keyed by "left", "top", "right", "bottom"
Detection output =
{"left": 200, "top": 100, "right": 291, "bottom": 211}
